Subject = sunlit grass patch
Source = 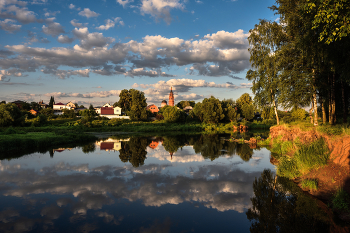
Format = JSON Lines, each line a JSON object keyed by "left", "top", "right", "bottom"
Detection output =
{"left": 301, "top": 179, "right": 318, "bottom": 191}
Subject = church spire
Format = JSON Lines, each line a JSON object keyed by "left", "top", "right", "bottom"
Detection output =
{"left": 169, "top": 86, "right": 174, "bottom": 106}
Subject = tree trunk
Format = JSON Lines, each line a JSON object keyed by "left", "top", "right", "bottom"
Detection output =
{"left": 310, "top": 100, "right": 314, "bottom": 124}
{"left": 342, "top": 80, "right": 347, "bottom": 123}
{"left": 313, "top": 92, "right": 318, "bottom": 126}
{"left": 319, "top": 96, "right": 326, "bottom": 124}
{"left": 331, "top": 73, "right": 336, "bottom": 124}
{"left": 271, "top": 89, "right": 279, "bottom": 125}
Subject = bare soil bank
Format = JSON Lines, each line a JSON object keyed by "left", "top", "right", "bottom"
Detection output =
{"left": 270, "top": 125, "right": 350, "bottom": 228}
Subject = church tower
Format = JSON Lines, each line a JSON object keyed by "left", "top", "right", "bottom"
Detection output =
{"left": 169, "top": 87, "right": 174, "bottom": 106}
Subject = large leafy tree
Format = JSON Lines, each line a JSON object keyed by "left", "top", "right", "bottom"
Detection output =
{"left": 119, "top": 137, "right": 148, "bottom": 167}
{"left": 162, "top": 105, "right": 183, "bottom": 123}
{"left": 306, "top": 0, "right": 350, "bottom": 44}
{"left": 0, "top": 103, "right": 24, "bottom": 126}
{"left": 246, "top": 20, "right": 284, "bottom": 125}
{"left": 194, "top": 96, "right": 224, "bottom": 123}
{"left": 129, "top": 89, "right": 147, "bottom": 121}
{"left": 115, "top": 89, "right": 132, "bottom": 112}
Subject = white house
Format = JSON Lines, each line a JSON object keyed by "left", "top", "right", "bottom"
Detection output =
{"left": 53, "top": 102, "right": 72, "bottom": 110}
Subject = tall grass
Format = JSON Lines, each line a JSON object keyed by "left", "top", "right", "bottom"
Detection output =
{"left": 276, "top": 138, "right": 330, "bottom": 179}
{"left": 332, "top": 189, "right": 350, "bottom": 211}
{"left": 301, "top": 179, "right": 318, "bottom": 191}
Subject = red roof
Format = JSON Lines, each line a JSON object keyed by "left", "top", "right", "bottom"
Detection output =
{"left": 100, "top": 142, "right": 114, "bottom": 150}
{"left": 55, "top": 102, "right": 65, "bottom": 105}
{"left": 101, "top": 107, "right": 114, "bottom": 115}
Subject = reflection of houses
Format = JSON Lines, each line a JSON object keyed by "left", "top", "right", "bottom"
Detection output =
{"left": 95, "top": 138, "right": 130, "bottom": 152}
{"left": 53, "top": 148, "right": 73, "bottom": 153}
{"left": 149, "top": 141, "right": 159, "bottom": 149}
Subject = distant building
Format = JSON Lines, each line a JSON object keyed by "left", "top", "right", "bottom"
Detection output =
{"left": 66, "top": 101, "right": 76, "bottom": 109}
{"left": 38, "top": 100, "right": 48, "bottom": 109}
{"left": 53, "top": 102, "right": 72, "bottom": 110}
{"left": 149, "top": 141, "right": 159, "bottom": 149}
{"left": 29, "top": 109, "right": 38, "bottom": 116}
{"left": 96, "top": 103, "right": 127, "bottom": 119}
{"left": 169, "top": 87, "right": 174, "bottom": 106}
{"left": 161, "top": 100, "right": 167, "bottom": 108}
{"left": 11, "top": 100, "right": 25, "bottom": 108}
{"left": 147, "top": 104, "right": 159, "bottom": 113}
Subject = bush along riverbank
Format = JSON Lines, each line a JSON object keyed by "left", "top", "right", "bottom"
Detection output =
{"left": 0, "top": 127, "right": 97, "bottom": 154}
{"left": 260, "top": 124, "right": 350, "bottom": 224}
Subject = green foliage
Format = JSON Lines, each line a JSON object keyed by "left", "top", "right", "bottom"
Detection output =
{"left": 306, "top": 0, "right": 350, "bottom": 44}
{"left": 332, "top": 189, "right": 350, "bottom": 211}
{"left": 301, "top": 179, "right": 318, "bottom": 191}
{"left": 40, "top": 107, "right": 54, "bottom": 116}
{"left": 236, "top": 93, "right": 253, "bottom": 110}
{"left": 62, "top": 109, "right": 76, "bottom": 118}
{"left": 176, "top": 100, "right": 195, "bottom": 109}
{"left": 241, "top": 103, "right": 255, "bottom": 120}
{"left": 162, "top": 105, "right": 181, "bottom": 123}
{"left": 291, "top": 108, "right": 308, "bottom": 121}
{"left": 0, "top": 103, "right": 25, "bottom": 127}
{"left": 31, "top": 114, "right": 48, "bottom": 127}
{"left": 128, "top": 89, "right": 147, "bottom": 121}
{"left": 194, "top": 96, "right": 225, "bottom": 123}
{"left": 119, "top": 137, "right": 148, "bottom": 167}
{"left": 275, "top": 138, "right": 330, "bottom": 179}
{"left": 48, "top": 96, "right": 54, "bottom": 108}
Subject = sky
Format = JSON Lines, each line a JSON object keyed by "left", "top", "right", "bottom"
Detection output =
{"left": 0, "top": 0, "right": 278, "bottom": 107}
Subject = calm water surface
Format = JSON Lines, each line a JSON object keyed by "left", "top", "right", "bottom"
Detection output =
{"left": 0, "top": 134, "right": 330, "bottom": 232}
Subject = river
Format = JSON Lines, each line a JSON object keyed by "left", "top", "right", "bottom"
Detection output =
{"left": 0, "top": 134, "right": 331, "bottom": 232}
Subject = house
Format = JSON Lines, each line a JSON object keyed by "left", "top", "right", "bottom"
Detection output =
{"left": 11, "top": 100, "right": 25, "bottom": 108}
{"left": 29, "top": 109, "right": 38, "bottom": 116}
{"left": 147, "top": 104, "right": 159, "bottom": 113}
{"left": 96, "top": 103, "right": 128, "bottom": 119}
{"left": 183, "top": 106, "right": 193, "bottom": 113}
{"left": 53, "top": 102, "right": 72, "bottom": 110}
{"left": 38, "top": 100, "right": 48, "bottom": 109}
{"left": 66, "top": 101, "right": 76, "bottom": 109}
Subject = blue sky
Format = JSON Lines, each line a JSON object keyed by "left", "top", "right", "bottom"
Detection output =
{"left": 0, "top": 0, "right": 277, "bottom": 107}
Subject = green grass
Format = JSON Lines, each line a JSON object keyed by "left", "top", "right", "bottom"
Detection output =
{"left": 301, "top": 179, "right": 318, "bottom": 191}
{"left": 276, "top": 138, "right": 330, "bottom": 179}
{"left": 332, "top": 189, "right": 350, "bottom": 211}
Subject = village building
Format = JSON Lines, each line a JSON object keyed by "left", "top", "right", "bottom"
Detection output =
{"left": 147, "top": 104, "right": 159, "bottom": 113}
{"left": 169, "top": 87, "right": 174, "bottom": 106}
{"left": 38, "top": 100, "right": 48, "bottom": 109}
{"left": 161, "top": 100, "right": 167, "bottom": 108}
{"left": 96, "top": 103, "right": 129, "bottom": 119}
{"left": 149, "top": 141, "right": 159, "bottom": 149}
{"left": 11, "top": 100, "right": 25, "bottom": 108}
{"left": 66, "top": 101, "right": 76, "bottom": 109}
{"left": 53, "top": 102, "right": 72, "bottom": 110}
{"left": 29, "top": 109, "right": 38, "bottom": 116}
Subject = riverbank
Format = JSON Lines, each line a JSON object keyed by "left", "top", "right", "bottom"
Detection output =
{"left": 261, "top": 124, "right": 350, "bottom": 225}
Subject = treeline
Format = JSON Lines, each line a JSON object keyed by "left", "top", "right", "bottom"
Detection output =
{"left": 247, "top": 0, "right": 350, "bottom": 126}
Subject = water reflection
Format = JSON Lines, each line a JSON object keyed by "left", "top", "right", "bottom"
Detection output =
{"left": 247, "top": 169, "right": 330, "bottom": 233}
{"left": 0, "top": 134, "right": 330, "bottom": 232}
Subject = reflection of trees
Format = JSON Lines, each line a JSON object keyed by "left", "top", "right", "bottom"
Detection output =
{"left": 119, "top": 137, "right": 148, "bottom": 167}
{"left": 162, "top": 136, "right": 184, "bottom": 154}
{"left": 246, "top": 169, "right": 330, "bottom": 233}
{"left": 82, "top": 143, "right": 96, "bottom": 154}
{"left": 236, "top": 143, "right": 253, "bottom": 162}
{"left": 192, "top": 134, "right": 239, "bottom": 161}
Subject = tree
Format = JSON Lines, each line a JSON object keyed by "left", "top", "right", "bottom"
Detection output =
{"left": 40, "top": 107, "right": 54, "bottom": 116}
{"left": 194, "top": 96, "right": 225, "bottom": 123}
{"left": 119, "top": 137, "right": 148, "bottom": 167}
{"left": 246, "top": 20, "right": 285, "bottom": 125}
{"left": 81, "top": 104, "right": 97, "bottom": 121}
{"left": 115, "top": 89, "right": 132, "bottom": 112}
{"left": 306, "top": 0, "right": 350, "bottom": 44}
{"left": 176, "top": 100, "right": 195, "bottom": 109}
{"left": 241, "top": 103, "right": 255, "bottom": 120}
{"left": 236, "top": 93, "right": 253, "bottom": 110}
{"left": 48, "top": 96, "right": 54, "bottom": 108}
{"left": 129, "top": 89, "right": 147, "bottom": 121}
{"left": 0, "top": 103, "right": 24, "bottom": 126}
{"left": 162, "top": 105, "right": 183, "bottom": 123}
